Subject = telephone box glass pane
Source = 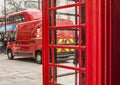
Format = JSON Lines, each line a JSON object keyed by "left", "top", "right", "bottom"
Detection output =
{"left": 80, "top": 0, "right": 85, "bottom": 2}
{"left": 55, "top": 0, "right": 78, "bottom": 7}
{"left": 81, "top": 28, "right": 86, "bottom": 46}
{"left": 55, "top": 7, "right": 79, "bottom": 26}
{"left": 56, "top": 68, "right": 79, "bottom": 85}
{"left": 81, "top": 50, "right": 86, "bottom": 68}
{"left": 49, "top": 29, "right": 52, "bottom": 44}
{"left": 81, "top": 5, "right": 86, "bottom": 24}
{"left": 82, "top": 72, "right": 86, "bottom": 85}
{"left": 55, "top": 29, "right": 78, "bottom": 45}
{"left": 54, "top": 48, "right": 79, "bottom": 68}
{"left": 49, "top": 10, "right": 52, "bottom": 26}
{"left": 49, "top": 0, "right": 77, "bottom": 8}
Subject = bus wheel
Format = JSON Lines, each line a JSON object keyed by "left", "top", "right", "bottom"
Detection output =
{"left": 7, "top": 50, "right": 14, "bottom": 60}
{"left": 35, "top": 52, "right": 42, "bottom": 64}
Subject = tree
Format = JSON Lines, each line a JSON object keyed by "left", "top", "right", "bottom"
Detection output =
{"left": 1, "top": 0, "right": 26, "bottom": 15}
{"left": 0, "top": 0, "right": 40, "bottom": 16}
{"left": 7, "top": 0, "right": 25, "bottom": 12}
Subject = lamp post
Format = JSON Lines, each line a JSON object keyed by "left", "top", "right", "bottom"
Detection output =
{"left": 4, "top": 0, "right": 6, "bottom": 35}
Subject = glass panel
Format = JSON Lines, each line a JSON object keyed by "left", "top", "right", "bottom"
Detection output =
{"left": 49, "top": 48, "right": 52, "bottom": 63}
{"left": 9, "top": 17, "right": 14, "bottom": 23}
{"left": 0, "top": 18, "right": 3, "bottom": 25}
{"left": 54, "top": 0, "right": 78, "bottom": 7}
{"left": 8, "top": 32, "right": 15, "bottom": 41}
{"left": 55, "top": 6, "right": 79, "bottom": 26}
{"left": 49, "top": 67, "right": 52, "bottom": 81}
{"left": 57, "top": 68, "right": 79, "bottom": 85}
{"left": 81, "top": 28, "right": 86, "bottom": 46}
{"left": 82, "top": 72, "right": 86, "bottom": 85}
{"left": 81, "top": 5, "right": 86, "bottom": 24}
{"left": 54, "top": 48, "right": 80, "bottom": 68}
{"left": 15, "top": 16, "right": 20, "bottom": 22}
{"left": 49, "top": 67, "right": 57, "bottom": 82}
{"left": 49, "top": 29, "right": 52, "bottom": 44}
{"left": 49, "top": 10, "right": 52, "bottom": 26}
{"left": 49, "top": 0, "right": 56, "bottom": 8}
{"left": 20, "top": 14, "right": 25, "bottom": 21}
{"left": 0, "top": 33, "right": 4, "bottom": 41}
{"left": 1, "top": 18, "right": 5, "bottom": 25}
{"left": 81, "top": 50, "right": 86, "bottom": 68}
{"left": 55, "top": 29, "right": 78, "bottom": 45}
{"left": 49, "top": 0, "right": 52, "bottom": 8}
{"left": 80, "top": 0, "right": 86, "bottom": 2}
{"left": 14, "top": 31, "right": 17, "bottom": 40}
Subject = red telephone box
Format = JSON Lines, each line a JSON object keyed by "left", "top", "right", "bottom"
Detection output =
{"left": 42, "top": 0, "right": 120, "bottom": 85}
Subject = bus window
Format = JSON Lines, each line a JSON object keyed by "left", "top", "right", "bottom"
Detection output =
{"left": 0, "top": 18, "right": 5, "bottom": 25}
{"left": 2, "top": 19, "right": 5, "bottom": 25}
{"left": 15, "top": 15, "right": 20, "bottom": 22}
{"left": 6, "top": 18, "right": 9, "bottom": 24}
{"left": 15, "top": 14, "right": 24, "bottom": 22}
{"left": 20, "top": 14, "right": 25, "bottom": 21}
{"left": 0, "top": 19, "right": 3, "bottom": 25}
{"left": 9, "top": 17, "right": 14, "bottom": 23}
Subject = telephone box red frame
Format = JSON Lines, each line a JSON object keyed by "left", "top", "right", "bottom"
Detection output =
{"left": 42, "top": 0, "right": 120, "bottom": 85}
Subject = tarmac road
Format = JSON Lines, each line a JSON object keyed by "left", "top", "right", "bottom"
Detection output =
{"left": 0, "top": 54, "right": 42, "bottom": 85}
{"left": 0, "top": 54, "right": 81, "bottom": 85}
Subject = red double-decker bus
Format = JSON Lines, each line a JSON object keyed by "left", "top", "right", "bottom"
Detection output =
{"left": 0, "top": 9, "right": 42, "bottom": 52}
{"left": 0, "top": 9, "right": 42, "bottom": 25}
{"left": 0, "top": 9, "right": 42, "bottom": 38}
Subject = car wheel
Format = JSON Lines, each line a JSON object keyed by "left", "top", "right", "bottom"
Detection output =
{"left": 7, "top": 50, "right": 14, "bottom": 60}
{"left": 36, "top": 52, "right": 42, "bottom": 64}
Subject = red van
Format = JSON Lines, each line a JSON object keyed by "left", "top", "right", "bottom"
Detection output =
{"left": 6, "top": 19, "right": 75, "bottom": 64}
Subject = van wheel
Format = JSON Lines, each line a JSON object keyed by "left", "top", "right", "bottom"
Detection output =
{"left": 35, "top": 52, "right": 42, "bottom": 64}
{"left": 7, "top": 50, "right": 14, "bottom": 60}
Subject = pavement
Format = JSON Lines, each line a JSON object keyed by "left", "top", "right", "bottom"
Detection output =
{"left": 0, "top": 54, "right": 42, "bottom": 85}
{"left": 0, "top": 54, "right": 80, "bottom": 85}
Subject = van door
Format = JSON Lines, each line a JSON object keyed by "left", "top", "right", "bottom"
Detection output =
{"left": 16, "top": 31, "right": 32, "bottom": 57}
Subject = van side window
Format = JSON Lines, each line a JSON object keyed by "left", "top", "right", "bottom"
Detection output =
{"left": 14, "top": 32, "right": 17, "bottom": 40}
{"left": 8, "top": 32, "right": 17, "bottom": 41}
